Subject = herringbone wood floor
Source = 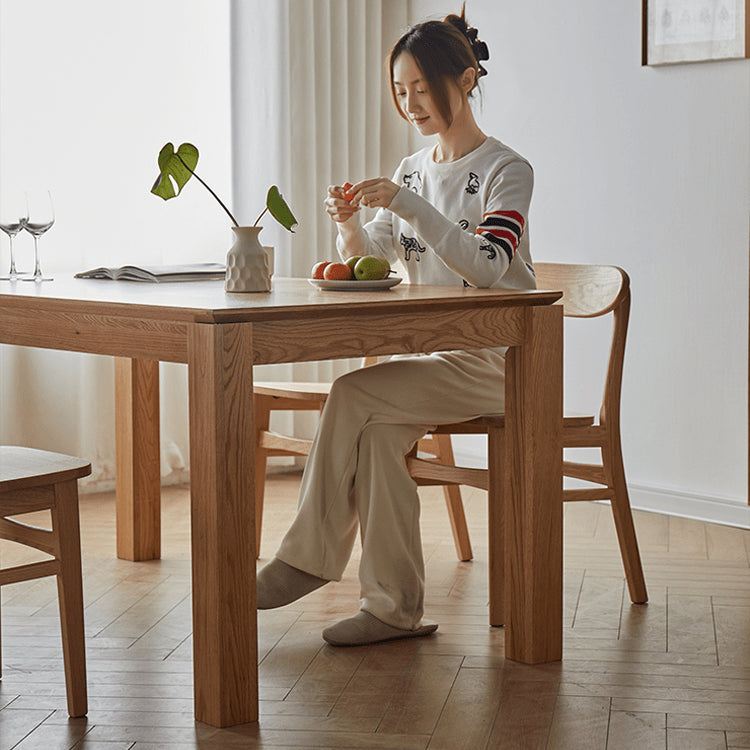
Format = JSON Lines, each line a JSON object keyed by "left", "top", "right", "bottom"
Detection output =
{"left": 1, "top": 472, "right": 749, "bottom": 749}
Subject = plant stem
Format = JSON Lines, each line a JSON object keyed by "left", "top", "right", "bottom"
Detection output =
{"left": 177, "top": 154, "right": 239, "bottom": 227}
{"left": 253, "top": 206, "right": 268, "bottom": 227}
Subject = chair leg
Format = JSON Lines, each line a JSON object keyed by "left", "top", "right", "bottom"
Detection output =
{"left": 432, "top": 434, "right": 473, "bottom": 562}
{"left": 254, "top": 395, "right": 272, "bottom": 558}
{"left": 604, "top": 430, "right": 648, "bottom": 604}
{"left": 51, "top": 480, "right": 87, "bottom": 718}
{"left": 487, "top": 425, "right": 504, "bottom": 627}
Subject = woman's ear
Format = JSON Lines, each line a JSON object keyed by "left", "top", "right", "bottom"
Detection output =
{"left": 460, "top": 66, "right": 477, "bottom": 93}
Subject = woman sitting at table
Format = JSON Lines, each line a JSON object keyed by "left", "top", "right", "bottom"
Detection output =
{"left": 257, "top": 6, "right": 535, "bottom": 646}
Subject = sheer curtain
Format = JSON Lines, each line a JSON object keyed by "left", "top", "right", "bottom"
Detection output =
{"left": 232, "top": 0, "right": 411, "bottom": 444}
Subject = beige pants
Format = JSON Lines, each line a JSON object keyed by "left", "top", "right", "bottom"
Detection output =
{"left": 275, "top": 348, "right": 506, "bottom": 630}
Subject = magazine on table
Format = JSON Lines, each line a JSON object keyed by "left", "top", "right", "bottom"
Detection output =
{"left": 75, "top": 262, "right": 226, "bottom": 282}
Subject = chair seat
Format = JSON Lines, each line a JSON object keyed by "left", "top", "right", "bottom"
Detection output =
{"left": 252, "top": 385, "right": 597, "bottom": 431}
{"left": 429, "top": 412, "right": 595, "bottom": 434}
{"left": 0, "top": 446, "right": 91, "bottom": 494}
{"left": 253, "top": 382, "right": 332, "bottom": 400}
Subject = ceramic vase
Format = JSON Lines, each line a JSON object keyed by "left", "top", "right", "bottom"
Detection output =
{"left": 224, "top": 226, "right": 272, "bottom": 293}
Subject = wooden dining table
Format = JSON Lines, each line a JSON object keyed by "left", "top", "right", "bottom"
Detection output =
{"left": 0, "top": 276, "right": 563, "bottom": 727}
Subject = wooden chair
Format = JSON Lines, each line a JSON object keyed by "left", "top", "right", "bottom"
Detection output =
{"left": 405, "top": 262, "right": 648, "bottom": 625}
{"left": 0, "top": 446, "right": 91, "bottom": 717}
{"left": 253, "top": 360, "right": 473, "bottom": 561}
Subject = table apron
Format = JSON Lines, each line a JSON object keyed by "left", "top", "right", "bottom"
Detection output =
{"left": 0, "top": 309, "right": 188, "bottom": 362}
{"left": 1, "top": 305, "right": 527, "bottom": 365}
{"left": 250, "top": 306, "right": 527, "bottom": 364}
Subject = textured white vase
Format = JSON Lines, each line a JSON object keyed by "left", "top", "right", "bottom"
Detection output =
{"left": 224, "top": 226, "right": 272, "bottom": 293}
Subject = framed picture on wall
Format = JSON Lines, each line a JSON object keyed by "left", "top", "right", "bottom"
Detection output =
{"left": 642, "top": 0, "right": 750, "bottom": 64}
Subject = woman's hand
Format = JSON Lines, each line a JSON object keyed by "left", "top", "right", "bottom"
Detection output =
{"left": 349, "top": 177, "right": 400, "bottom": 209}
{"left": 325, "top": 185, "right": 361, "bottom": 224}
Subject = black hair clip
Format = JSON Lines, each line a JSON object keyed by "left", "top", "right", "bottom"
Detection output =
{"left": 473, "top": 38, "right": 489, "bottom": 62}
{"left": 463, "top": 25, "right": 489, "bottom": 76}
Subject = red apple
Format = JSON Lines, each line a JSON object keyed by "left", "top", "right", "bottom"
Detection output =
{"left": 311, "top": 261, "right": 331, "bottom": 279}
{"left": 324, "top": 262, "right": 353, "bottom": 281}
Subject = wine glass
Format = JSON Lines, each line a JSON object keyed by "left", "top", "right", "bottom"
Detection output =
{"left": 23, "top": 190, "right": 55, "bottom": 282}
{"left": 0, "top": 194, "right": 27, "bottom": 280}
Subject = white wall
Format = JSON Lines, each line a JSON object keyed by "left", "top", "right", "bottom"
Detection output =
{"left": 412, "top": 1, "right": 750, "bottom": 525}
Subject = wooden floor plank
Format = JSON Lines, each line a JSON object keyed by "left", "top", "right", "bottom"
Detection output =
{"left": 666, "top": 593, "right": 718, "bottom": 659}
{"left": 546, "top": 695, "right": 611, "bottom": 750}
{"left": 618, "top": 585, "right": 666, "bottom": 649}
{"left": 284, "top": 645, "right": 365, "bottom": 703}
{"left": 613, "top": 697, "right": 750, "bottom": 718}
{"left": 714, "top": 605, "right": 750, "bottom": 667}
{"left": 485, "top": 675, "right": 559, "bottom": 749}
{"left": 666, "top": 727, "right": 728, "bottom": 750}
{"left": 571, "top": 575, "right": 624, "bottom": 631}
{"left": 8, "top": 720, "right": 90, "bottom": 749}
{"left": 328, "top": 641, "right": 420, "bottom": 720}
{"left": 668, "top": 515, "right": 708, "bottom": 559}
{"left": 727, "top": 731, "right": 750, "bottom": 748}
{"left": 376, "top": 654, "right": 462, "bottom": 736}
{"left": 0, "top": 707, "right": 55, "bottom": 750}
{"left": 669, "top": 714, "right": 750, "bottom": 732}
{"left": 605, "top": 710, "right": 666, "bottom": 750}
{"left": 707, "top": 524, "right": 750, "bottom": 563}
{"left": 426, "top": 666, "right": 505, "bottom": 750}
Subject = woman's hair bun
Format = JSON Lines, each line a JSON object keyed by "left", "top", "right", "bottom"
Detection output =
{"left": 444, "top": 6, "right": 489, "bottom": 78}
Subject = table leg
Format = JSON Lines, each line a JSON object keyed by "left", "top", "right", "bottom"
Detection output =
{"left": 114, "top": 357, "right": 161, "bottom": 561}
{"left": 188, "top": 322, "right": 257, "bottom": 727}
{"left": 503, "top": 304, "right": 563, "bottom": 664}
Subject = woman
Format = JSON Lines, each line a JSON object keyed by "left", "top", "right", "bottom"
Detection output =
{"left": 257, "top": 7, "right": 535, "bottom": 647}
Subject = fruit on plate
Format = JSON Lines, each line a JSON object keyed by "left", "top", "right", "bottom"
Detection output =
{"left": 310, "top": 255, "right": 393, "bottom": 282}
{"left": 323, "top": 262, "right": 353, "bottom": 281}
{"left": 311, "top": 261, "right": 331, "bottom": 279}
{"left": 354, "top": 255, "right": 389, "bottom": 281}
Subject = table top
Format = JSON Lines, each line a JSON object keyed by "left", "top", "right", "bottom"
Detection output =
{"left": 0, "top": 276, "right": 562, "bottom": 323}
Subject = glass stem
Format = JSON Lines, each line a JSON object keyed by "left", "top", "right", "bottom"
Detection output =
{"left": 8, "top": 234, "right": 17, "bottom": 280}
{"left": 32, "top": 235, "right": 41, "bottom": 281}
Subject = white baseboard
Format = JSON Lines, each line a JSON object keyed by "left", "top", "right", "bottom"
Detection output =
{"left": 451, "top": 444, "right": 750, "bottom": 530}
{"left": 627, "top": 483, "right": 749, "bottom": 529}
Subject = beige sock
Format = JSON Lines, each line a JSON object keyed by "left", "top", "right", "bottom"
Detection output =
{"left": 322, "top": 611, "right": 438, "bottom": 646}
{"left": 256, "top": 558, "right": 328, "bottom": 609}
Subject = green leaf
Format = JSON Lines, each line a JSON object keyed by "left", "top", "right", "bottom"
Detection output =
{"left": 150, "top": 142, "right": 199, "bottom": 200}
{"left": 266, "top": 185, "right": 297, "bottom": 232}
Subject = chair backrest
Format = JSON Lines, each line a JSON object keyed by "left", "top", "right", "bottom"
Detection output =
{"left": 534, "top": 262, "right": 629, "bottom": 319}
{"left": 534, "top": 262, "right": 630, "bottom": 427}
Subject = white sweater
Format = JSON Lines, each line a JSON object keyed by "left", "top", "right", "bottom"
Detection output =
{"left": 337, "top": 136, "right": 535, "bottom": 290}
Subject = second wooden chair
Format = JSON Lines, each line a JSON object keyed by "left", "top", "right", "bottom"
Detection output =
{"left": 406, "top": 262, "right": 647, "bottom": 626}
{"left": 0, "top": 446, "right": 91, "bottom": 717}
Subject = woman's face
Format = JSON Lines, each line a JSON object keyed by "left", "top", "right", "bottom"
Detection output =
{"left": 392, "top": 52, "right": 463, "bottom": 136}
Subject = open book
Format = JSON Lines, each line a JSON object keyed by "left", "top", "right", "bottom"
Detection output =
{"left": 75, "top": 262, "right": 226, "bottom": 282}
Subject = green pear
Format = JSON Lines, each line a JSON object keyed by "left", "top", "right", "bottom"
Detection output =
{"left": 345, "top": 255, "right": 362, "bottom": 272}
{"left": 354, "top": 255, "right": 388, "bottom": 281}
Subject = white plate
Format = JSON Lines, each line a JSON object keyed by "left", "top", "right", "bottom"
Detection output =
{"left": 308, "top": 277, "right": 402, "bottom": 291}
